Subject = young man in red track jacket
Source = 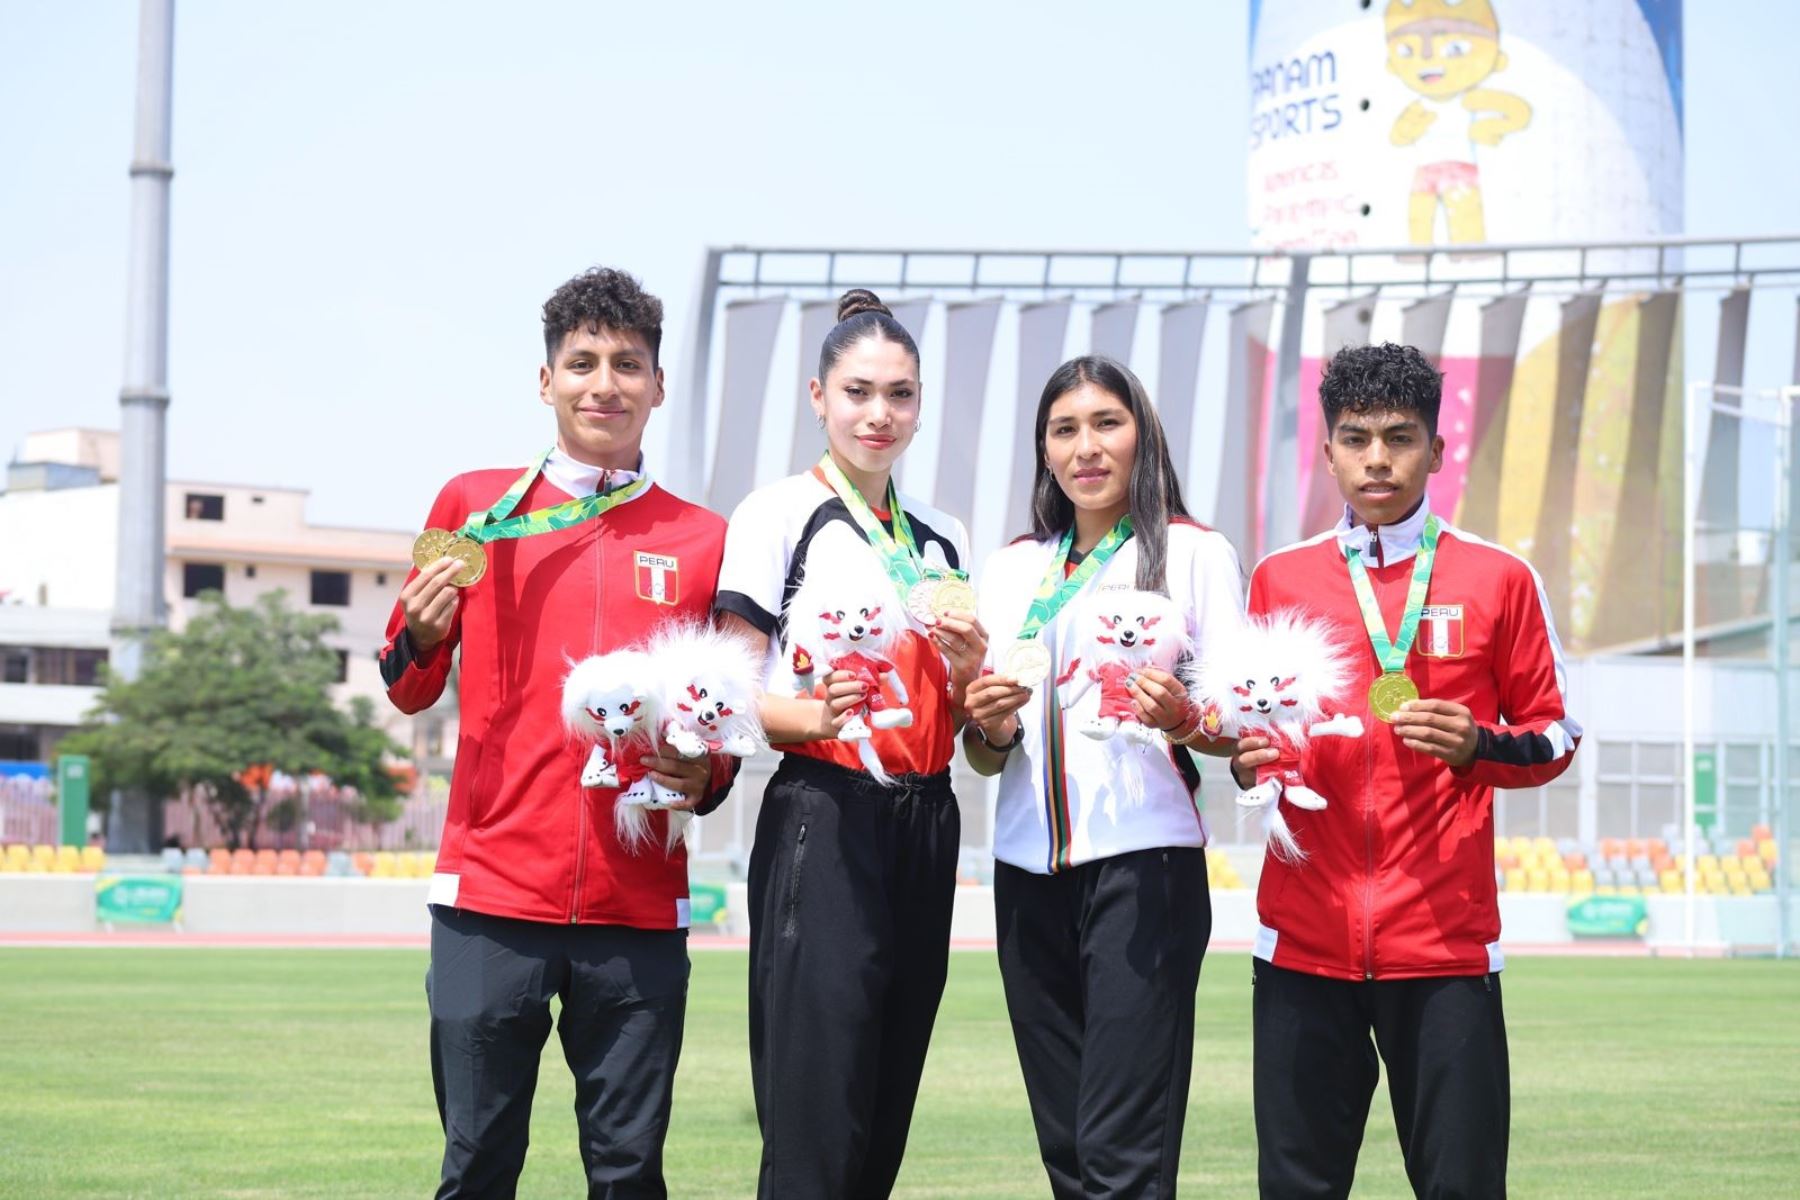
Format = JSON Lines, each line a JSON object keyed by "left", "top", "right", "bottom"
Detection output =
{"left": 381, "top": 268, "right": 734, "bottom": 1198}
{"left": 1235, "top": 342, "right": 1581, "bottom": 1200}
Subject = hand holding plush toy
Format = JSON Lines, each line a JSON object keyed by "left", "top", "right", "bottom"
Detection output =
{"left": 1056, "top": 589, "right": 1190, "bottom": 747}
{"left": 784, "top": 555, "right": 915, "bottom": 783}
{"left": 1192, "top": 610, "right": 1364, "bottom": 861}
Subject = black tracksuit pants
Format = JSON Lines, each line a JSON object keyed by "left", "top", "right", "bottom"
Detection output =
{"left": 995, "top": 846, "right": 1212, "bottom": 1199}
{"left": 747, "top": 754, "right": 960, "bottom": 1200}
{"left": 426, "top": 906, "right": 689, "bottom": 1199}
{"left": 1252, "top": 958, "right": 1511, "bottom": 1200}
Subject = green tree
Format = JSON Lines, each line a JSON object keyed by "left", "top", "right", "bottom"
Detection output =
{"left": 59, "top": 591, "right": 407, "bottom": 848}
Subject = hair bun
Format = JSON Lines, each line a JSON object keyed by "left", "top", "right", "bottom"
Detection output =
{"left": 836, "top": 288, "right": 892, "bottom": 323}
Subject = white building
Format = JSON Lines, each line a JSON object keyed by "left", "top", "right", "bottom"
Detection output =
{"left": 0, "top": 429, "right": 455, "bottom": 773}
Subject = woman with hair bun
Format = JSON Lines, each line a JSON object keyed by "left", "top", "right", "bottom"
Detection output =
{"left": 715, "top": 288, "right": 987, "bottom": 1198}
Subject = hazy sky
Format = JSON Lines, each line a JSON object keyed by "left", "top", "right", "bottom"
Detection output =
{"left": 3, "top": 2, "right": 1797, "bottom": 531}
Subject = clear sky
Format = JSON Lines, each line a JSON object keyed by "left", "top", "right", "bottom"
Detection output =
{"left": 2, "top": 2, "right": 1797, "bottom": 531}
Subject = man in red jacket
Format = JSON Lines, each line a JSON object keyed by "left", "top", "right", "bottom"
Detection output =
{"left": 1235, "top": 342, "right": 1581, "bottom": 1199}
{"left": 381, "top": 267, "right": 734, "bottom": 1198}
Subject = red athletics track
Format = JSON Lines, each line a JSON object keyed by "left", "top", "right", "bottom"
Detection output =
{"left": 0, "top": 932, "right": 1697, "bottom": 955}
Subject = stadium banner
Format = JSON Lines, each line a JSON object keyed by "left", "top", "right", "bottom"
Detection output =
{"left": 688, "top": 881, "right": 728, "bottom": 930}
{"left": 95, "top": 874, "right": 183, "bottom": 926}
{"left": 1567, "top": 894, "right": 1648, "bottom": 939}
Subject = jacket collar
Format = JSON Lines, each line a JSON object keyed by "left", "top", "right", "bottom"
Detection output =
{"left": 1334, "top": 497, "right": 1431, "bottom": 568}
{"left": 543, "top": 446, "right": 649, "bottom": 500}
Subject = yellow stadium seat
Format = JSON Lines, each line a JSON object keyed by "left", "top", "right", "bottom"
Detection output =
{"left": 1697, "top": 854, "right": 1719, "bottom": 874}
{"left": 1531, "top": 836, "right": 1556, "bottom": 858}
{"left": 1548, "top": 870, "right": 1571, "bottom": 893}
{"left": 1570, "top": 870, "right": 1595, "bottom": 894}
{"left": 1729, "top": 881, "right": 1752, "bottom": 896}
{"left": 1504, "top": 869, "right": 1525, "bottom": 892}
{"left": 371, "top": 851, "right": 398, "bottom": 878}
{"left": 1659, "top": 869, "right": 1683, "bottom": 891}
{"left": 1526, "top": 869, "right": 1550, "bottom": 892}
{"left": 1509, "top": 836, "right": 1533, "bottom": 856}
{"left": 53, "top": 846, "right": 81, "bottom": 873}
{"left": 80, "top": 846, "right": 104, "bottom": 871}
{"left": 1758, "top": 839, "right": 1779, "bottom": 867}
{"left": 1616, "top": 885, "right": 1640, "bottom": 896}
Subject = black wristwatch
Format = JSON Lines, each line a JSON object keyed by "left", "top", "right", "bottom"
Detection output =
{"left": 975, "top": 720, "right": 1023, "bottom": 753}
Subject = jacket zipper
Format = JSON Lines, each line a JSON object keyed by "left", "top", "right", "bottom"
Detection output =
{"left": 1363, "top": 723, "right": 1376, "bottom": 980}
{"left": 570, "top": 528, "right": 605, "bottom": 923}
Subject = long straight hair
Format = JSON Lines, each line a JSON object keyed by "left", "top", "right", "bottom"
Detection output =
{"left": 1027, "top": 355, "right": 1190, "bottom": 593}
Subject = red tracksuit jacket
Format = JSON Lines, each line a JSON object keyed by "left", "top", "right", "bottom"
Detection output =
{"left": 380, "top": 466, "right": 730, "bottom": 929}
{"left": 1248, "top": 505, "right": 1581, "bottom": 981}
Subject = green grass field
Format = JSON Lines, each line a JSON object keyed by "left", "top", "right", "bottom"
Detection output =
{"left": 0, "top": 949, "right": 1795, "bottom": 1198}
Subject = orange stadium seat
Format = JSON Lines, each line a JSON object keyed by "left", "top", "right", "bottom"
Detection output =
{"left": 352, "top": 852, "right": 374, "bottom": 877}
{"left": 229, "top": 849, "right": 256, "bottom": 875}
{"left": 209, "top": 848, "right": 231, "bottom": 873}
{"left": 1562, "top": 852, "right": 1587, "bottom": 871}
{"left": 1752, "top": 823, "right": 1773, "bottom": 842}
{"left": 300, "top": 850, "right": 326, "bottom": 876}
{"left": 1599, "top": 837, "right": 1624, "bottom": 859}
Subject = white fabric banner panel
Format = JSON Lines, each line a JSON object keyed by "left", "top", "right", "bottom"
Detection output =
{"left": 1531, "top": 292, "right": 1603, "bottom": 634}
{"left": 786, "top": 300, "right": 838, "bottom": 476}
{"left": 1006, "top": 301, "right": 1073, "bottom": 542}
{"left": 1697, "top": 288, "right": 1752, "bottom": 532}
{"left": 1402, "top": 292, "right": 1455, "bottom": 367}
{"left": 1089, "top": 300, "right": 1140, "bottom": 365}
{"left": 934, "top": 299, "right": 1003, "bottom": 522}
{"left": 1157, "top": 301, "right": 1210, "bottom": 495}
{"left": 887, "top": 299, "right": 931, "bottom": 350}
{"left": 707, "top": 297, "right": 786, "bottom": 515}
{"left": 1457, "top": 291, "right": 1530, "bottom": 539}
{"left": 1216, "top": 300, "right": 1275, "bottom": 561}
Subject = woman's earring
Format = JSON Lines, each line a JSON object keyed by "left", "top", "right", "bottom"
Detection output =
{"left": 816, "top": 414, "right": 825, "bottom": 429}
{"left": 916, "top": 417, "right": 925, "bottom": 433}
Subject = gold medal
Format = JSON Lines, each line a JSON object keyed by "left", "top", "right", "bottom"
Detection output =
{"left": 444, "top": 536, "right": 487, "bottom": 587}
{"left": 930, "top": 578, "right": 978, "bottom": 620}
{"left": 906, "top": 579, "right": 943, "bottom": 626}
{"left": 1004, "top": 639, "right": 1053, "bottom": 688}
{"left": 412, "top": 528, "right": 458, "bottom": 571}
{"left": 1368, "top": 671, "right": 1419, "bottom": 723}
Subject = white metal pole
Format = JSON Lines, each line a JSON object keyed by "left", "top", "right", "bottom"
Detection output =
{"left": 1778, "top": 387, "right": 1800, "bottom": 957}
{"left": 1683, "top": 382, "right": 1701, "bottom": 951}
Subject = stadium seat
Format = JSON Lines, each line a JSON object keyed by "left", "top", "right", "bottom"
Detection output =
{"left": 1570, "top": 869, "right": 1595, "bottom": 894}
{"left": 1496, "top": 851, "right": 1519, "bottom": 871}
{"left": 161, "top": 848, "right": 184, "bottom": 873}
{"left": 371, "top": 851, "right": 398, "bottom": 878}
{"left": 1659, "top": 869, "right": 1683, "bottom": 893}
{"left": 185, "top": 848, "right": 208, "bottom": 873}
{"left": 1503, "top": 868, "right": 1525, "bottom": 892}
{"left": 230, "top": 849, "right": 256, "bottom": 875}
{"left": 29, "top": 845, "right": 55, "bottom": 872}
{"left": 0, "top": 846, "right": 23, "bottom": 873}
{"left": 1563, "top": 852, "right": 1587, "bottom": 871}
{"left": 253, "top": 849, "right": 278, "bottom": 875}
{"left": 1625, "top": 838, "right": 1646, "bottom": 858}
{"left": 1635, "top": 868, "right": 1661, "bottom": 889}
{"left": 351, "top": 852, "right": 374, "bottom": 877}
{"left": 1752, "top": 823, "right": 1773, "bottom": 842}
{"left": 209, "top": 848, "right": 232, "bottom": 873}
{"left": 1647, "top": 838, "right": 1669, "bottom": 859}
{"left": 1596, "top": 884, "right": 1617, "bottom": 895}
{"left": 1758, "top": 839, "right": 1779, "bottom": 867}
{"left": 1548, "top": 870, "right": 1571, "bottom": 893}
{"left": 1697, "top": 854, "right": 1719, "bottom": 874}
{"left": 301, "top": 850, "right": 326, "bottom": 877}
{"left": 1525, "top": 869, "right": 1549, "bottom": 892}
{"left": 50, "top": 845, "right": 80, "bottom": 871}
{"left": 1599, "top": 837, "right": 1624, "bottom": 859}
{"left": 1531, "top": 837, "right": 1556, "bottom": 858}
{"left": 327, "top": 851, "right": 352, "bottom": 877}
{"left": 278, "top": 849, "right": 301, "bottom": 869}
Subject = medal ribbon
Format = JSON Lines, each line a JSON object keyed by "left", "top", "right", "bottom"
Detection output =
{"left": 1344, "top": 513, "right": 1440, "bottom": 672}
{"left": 817, "top": 453, "right": 958, "bottom": 593}
{"left": 456, "top": 448, "right": 650, "bottom": 545}
{"left": 1015, "top": 518, "right": 1134, "bottom": 644}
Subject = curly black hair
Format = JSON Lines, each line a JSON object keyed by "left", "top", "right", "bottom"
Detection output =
{"left": 541, "top": 267, "right": 663, "bottom": 366}
{"left": 1318, "top": 342, "right": 1442, "bottom": 436}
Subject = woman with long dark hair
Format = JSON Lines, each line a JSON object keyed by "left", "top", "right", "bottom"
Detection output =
{"left": 715, "top": 288, "right": 986, "bottom": 1199}
{"left": 963, "top": 355, "right": 1243, "bottom": 1197}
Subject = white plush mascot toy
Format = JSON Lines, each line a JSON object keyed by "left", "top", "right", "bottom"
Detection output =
{"left": 1056, "top": 589, "right": 1190, "bottom": 746}
{"left": 783, "top": 554, "right": 914, "bottom": 783}
{"left": 561, "top": 649, "right": 675, "bottom": 851}
{"left": 1192, "top": 609, "right": 1364, "bottom": 862}
{"left": 648, "top": 620, "right": 766, "bottom": 764}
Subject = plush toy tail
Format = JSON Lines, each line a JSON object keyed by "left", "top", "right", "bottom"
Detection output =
{"left": 855, "top": 738, "right": 896, "bottom": 787}
{"left": 1261, "top": 798, "right": 1308, "bottom": 865}
{"left": 614, "top": 799, "right": 655, "bottom": 855}
{"left": 614, "top": 799, "right": 695, "bottom": 857}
